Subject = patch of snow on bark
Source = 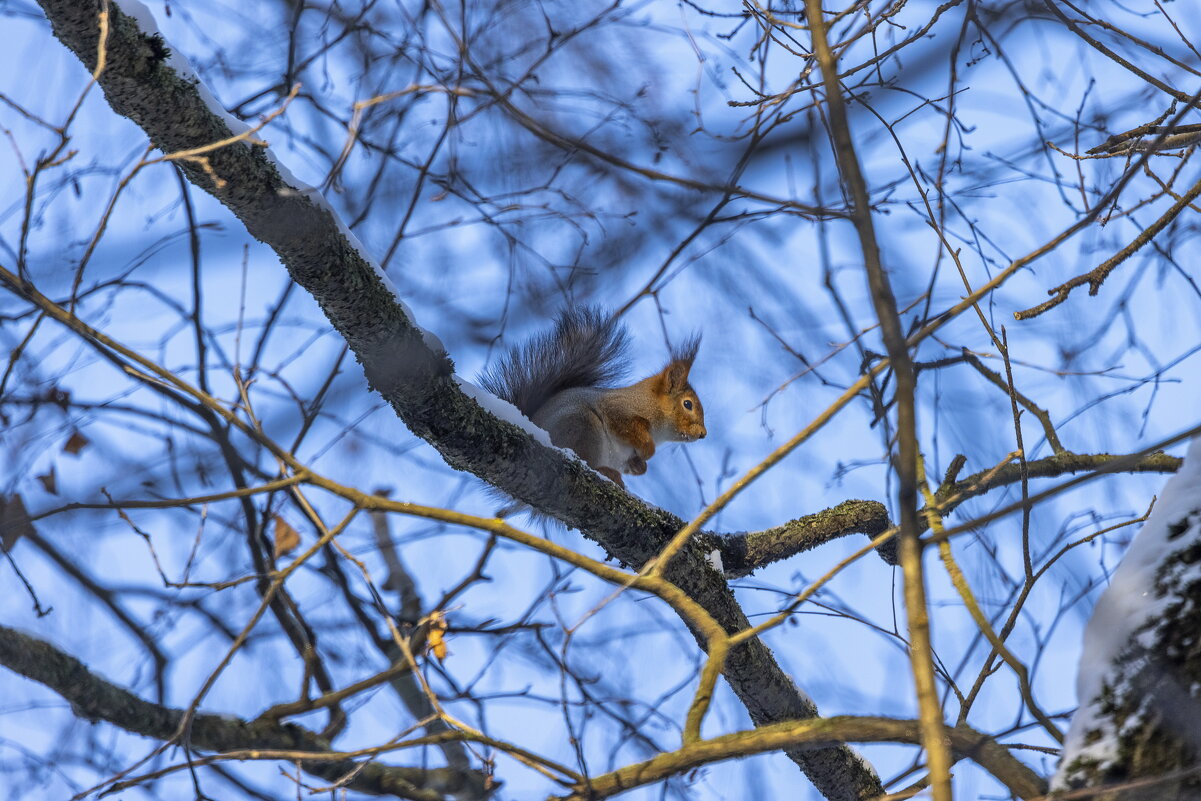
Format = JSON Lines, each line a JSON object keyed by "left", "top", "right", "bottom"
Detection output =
{"left": 455, "top": 377, "right": 552, "bottom": 446}
{"left": 1056, "top": 436, "right": 1201, "bottom": 787}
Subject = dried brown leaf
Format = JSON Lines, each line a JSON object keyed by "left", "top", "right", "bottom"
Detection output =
{"left": 1, "top": 494, "right": 35, "bottom": 551}
{"left": 63, "top": 431, "right": 90, "bottom": 455}
{"left": 36, "top": 466, "right": 57, "bottom": 495}
{"left": 273, "top": 516, "right": 300, "bottom": 559}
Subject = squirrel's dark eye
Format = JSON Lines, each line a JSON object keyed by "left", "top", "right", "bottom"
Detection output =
{"left": 683, "top": 399, "right": 693, "bottom": 410}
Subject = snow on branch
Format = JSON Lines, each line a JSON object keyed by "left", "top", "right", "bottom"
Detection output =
{"left": 1058, "top": 435, "right": 1201, "bottom": 795}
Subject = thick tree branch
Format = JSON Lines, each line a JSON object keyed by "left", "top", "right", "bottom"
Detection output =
{"left": 706, "top": 452, "right": 1182, "bottom": 577}
{"left": 705, "top": 500, "right": 897, "bottom": 578}
{"left": 0, "top": 624, "right": 487, "bottom": 800}
{"left": 1057, "top": 440, "right": 1201, "bottom": 797}
{"left": 32, "top": 2, "right": 883, "bottom": 798}
{"left": 553, "top": 716, "right": 1047, "bottom": 801}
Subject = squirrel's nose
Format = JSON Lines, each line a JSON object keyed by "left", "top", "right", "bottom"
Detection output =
{"left": 697, "top": 427, "right": 707, "bottom": 439}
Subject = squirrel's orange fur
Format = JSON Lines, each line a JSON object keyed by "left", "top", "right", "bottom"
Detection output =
{"left": 481, "top": 308, "right": 705, "bottom": 487}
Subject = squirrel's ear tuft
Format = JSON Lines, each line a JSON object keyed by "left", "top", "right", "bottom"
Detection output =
{"left": 663, "top": 334, "right": 700, "bottom": 392}
{"left": 671, "top": 334, "right": 701, "bottom": 368}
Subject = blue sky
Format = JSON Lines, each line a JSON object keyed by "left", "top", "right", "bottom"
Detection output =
{"left": 2, "top": 1, "right": 1199, "bottom": 798}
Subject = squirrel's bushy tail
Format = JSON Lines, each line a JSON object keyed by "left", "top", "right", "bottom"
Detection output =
{"left": 480, "top": 307, "right": 629, "bottom": 416}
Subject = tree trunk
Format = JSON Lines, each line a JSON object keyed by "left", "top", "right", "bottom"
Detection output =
{"left": 1057, "top": 438, "right": 1201, "bottom": 799}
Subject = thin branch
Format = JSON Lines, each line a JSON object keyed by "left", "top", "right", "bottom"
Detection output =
{"left": 30, "top": 4, "right": 884, "bottom": 797}
{"left": 1015, "top": 173, "right": 1201, "bottom": 320}
{"left": 803, "top": 1, "right": 950, "bottom": 797}
{"left": 0, "top": 624, "right": 487, "bottom": 800}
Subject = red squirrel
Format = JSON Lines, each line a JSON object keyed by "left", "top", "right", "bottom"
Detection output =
{"left": 481, "top": 307, "right": 706, "bottom": 487}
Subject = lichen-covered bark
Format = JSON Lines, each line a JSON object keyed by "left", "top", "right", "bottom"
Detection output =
{"left": 705, "top": 451, "right": 1185, "bottom": 580}
{"left": 32, "top": 2, "right": 885, "bottom": 798}
{"left": 934, "top": 451, "right": 1183, "bottom": 519}
{"left": 704, "top": 499, "right": 895, "bottom": 578}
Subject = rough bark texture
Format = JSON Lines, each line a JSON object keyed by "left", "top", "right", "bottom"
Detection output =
{"left": 934, "top": 451, "right": 1184, "bottom": 518}
{"left": 32, "top": 2, "right": 885, "bottom": 798}
{"left": 705, "top": 499, "right": 896, "bottom": 578}
{"left": 1058, "top": 506, "right": 1201, "bottom": 800}
{"left": 0, "top": 625, "right": 485, "bottom": 800}
{"left": 708, "top": 453, "right": 1184, "bottom": 579}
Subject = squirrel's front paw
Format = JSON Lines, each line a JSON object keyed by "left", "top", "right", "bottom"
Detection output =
{"left": 597, "top": 466, "right": 626, "bottom": 487}
{"left": 626, "top": 455, "right": 648, "bottom": 475}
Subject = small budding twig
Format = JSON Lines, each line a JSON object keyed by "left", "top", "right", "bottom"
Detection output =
{"left": 1014, "top": 173, "right": 1201, "bottom": 320}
